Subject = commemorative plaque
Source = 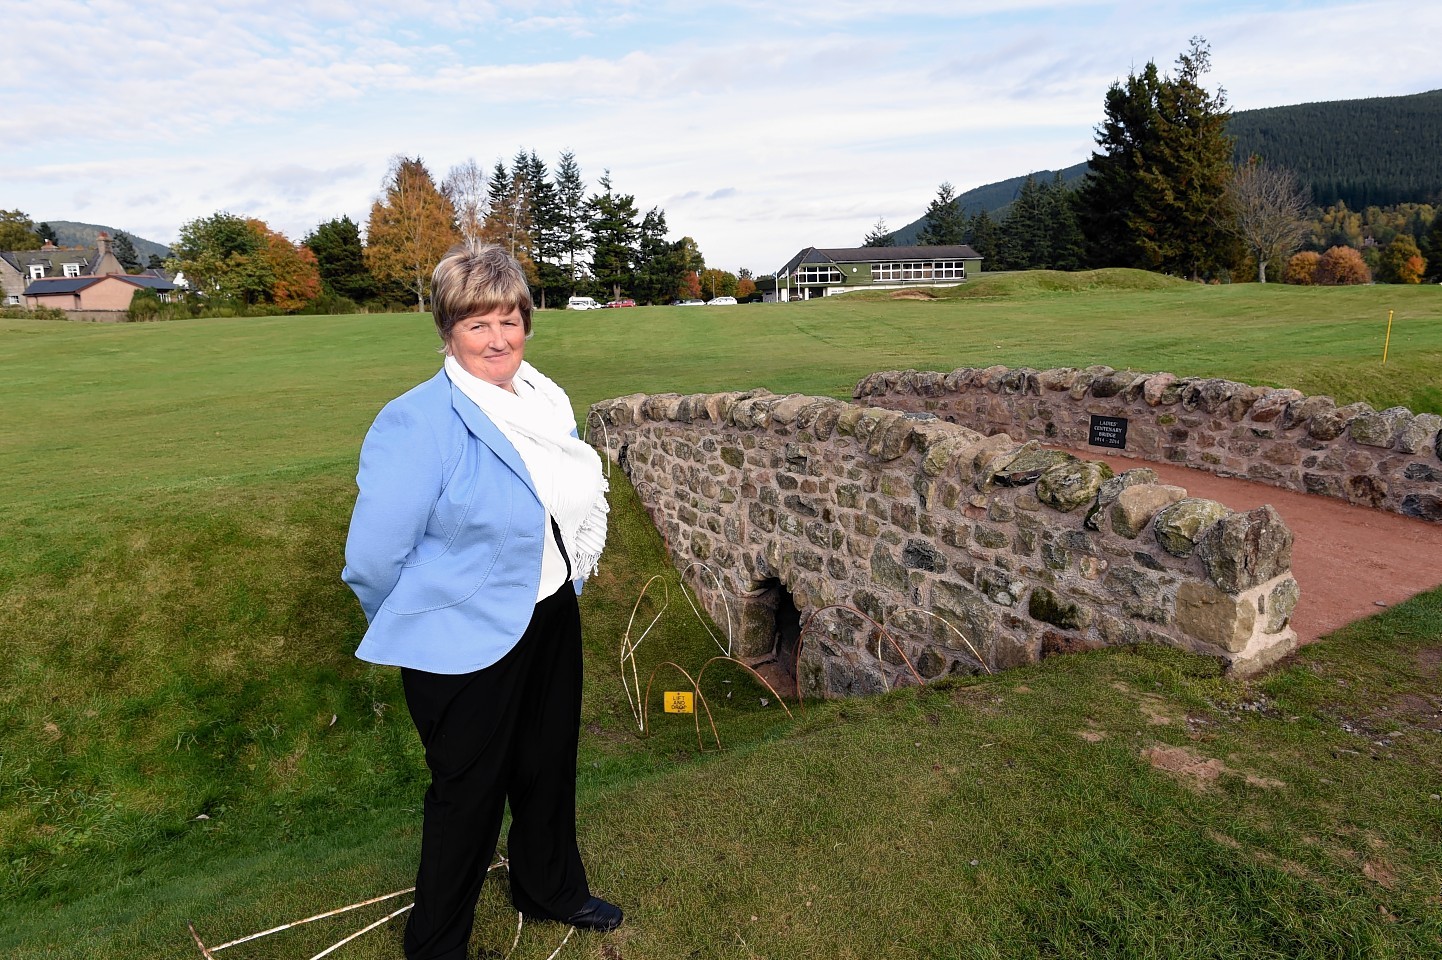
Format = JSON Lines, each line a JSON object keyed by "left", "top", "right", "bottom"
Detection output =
{"left": 1088, "top": 415, "right": 1128, "bottom": 449}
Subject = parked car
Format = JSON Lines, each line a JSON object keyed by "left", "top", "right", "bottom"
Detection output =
{"left": 606, "top": 298, "right": 637, "bottom": 308}
{"left": 567, "top": 296, "right": 602, "bottom": 310}
{"left": 706, "top": 296, "right": 738, "bottom": 306}
{"left": 676, "top": 299, "right": 705, "bottom": 306}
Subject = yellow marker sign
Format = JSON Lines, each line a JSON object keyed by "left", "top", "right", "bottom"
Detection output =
{"left": 664, "top": 691, "right": 694, "bottom": 714}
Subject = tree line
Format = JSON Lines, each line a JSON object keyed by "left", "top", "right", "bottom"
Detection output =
{"left": 2, "top": 153, "right": 748, "bottom": 318}
{"left": 867, "top": 39, "right": 1439, "bottom": 285}
{"left": 168, "top": 151, "right": 745, "bottom": 316}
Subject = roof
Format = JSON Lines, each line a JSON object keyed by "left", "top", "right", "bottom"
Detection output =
{"left": 780, "top": 244, "right": 982, "bottom": 275}
{"left": 118, "top": 274, "right": 178, "bottom": 291}
{"left": 24, "top": 274, "right": 178, "bottom": 297}
{"left": 1, "top": 246, "right": 98, "bottom": 272}
{"left": 23, "top": 277, "right": 95, "bottom": 295}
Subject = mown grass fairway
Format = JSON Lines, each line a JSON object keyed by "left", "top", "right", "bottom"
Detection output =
{"left": 2, "top": 272, "right": 1440, "bottom": 959}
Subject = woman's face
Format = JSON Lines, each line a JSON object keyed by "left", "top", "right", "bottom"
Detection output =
{"left": 448, "top": 307, "right": 526, "bottom": 390}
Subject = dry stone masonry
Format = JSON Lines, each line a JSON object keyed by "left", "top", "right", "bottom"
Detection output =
{"left": 855, "top": 366, "right": 1442, "bottom": 522}
{"left": 588, "top": 389, "right": 1301, "bottom": 698}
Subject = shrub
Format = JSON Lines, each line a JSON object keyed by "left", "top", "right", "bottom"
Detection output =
{"left": 302, "top": 291, "right": 361, "bottom": 315}
{"left": 1283, "top": 251, "right": 1320, "bottom": 285}
{"left": 0, "top": 304, "right": 68, "bottom": 321}
{"left": 126, "top": 289, "right": 162, "bottom": 322}
{"left": 1377, "top": 234, "right": 1427, "bottom": 284}
{"left": 1316, "top": 245, "right": 1370, "bottom": 285}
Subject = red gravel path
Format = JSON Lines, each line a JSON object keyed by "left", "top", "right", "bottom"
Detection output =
{"left": 1077, "top": 451, "right": 1442, "bottom": 644}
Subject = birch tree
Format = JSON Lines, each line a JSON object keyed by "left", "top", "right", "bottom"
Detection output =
{"left": 442, "top": 158, "right": 489, "bottom": 250}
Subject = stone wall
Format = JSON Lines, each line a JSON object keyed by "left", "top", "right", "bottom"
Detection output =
{"left": 588, "top": 390, "right": 1300, "bottom": 698}
{"left": 854, "top": 366, "right": 1442, "bottom": 522}
{"left": 58, "top": 310, "right": 130, "bottom": 323}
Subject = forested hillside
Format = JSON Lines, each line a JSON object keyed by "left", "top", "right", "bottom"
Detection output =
{"left": 43, "top": 221, "right": 172, "bottom": 262}
{"left": 891, "top": 165, "right": 1085, "bottom": 244}
{"left": 891, "top": 89, "right": 1442, "bottom": 244}
{"left": 1229, "top": 89, "right": 1442, "bottom": 208}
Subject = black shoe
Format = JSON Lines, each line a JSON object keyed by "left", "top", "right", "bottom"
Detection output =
{"left": 563, "top": 896, "right": 623, "bottom": 932}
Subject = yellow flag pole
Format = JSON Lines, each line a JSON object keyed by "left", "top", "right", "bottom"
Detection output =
{"left": 1382, "top": 309, "right": 1394, "bottom": 365}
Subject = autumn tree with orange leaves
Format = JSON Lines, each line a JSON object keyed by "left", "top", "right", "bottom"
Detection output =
{"left": 1377, "top": 234, "right": 1427, "bottom": 284}
{"left": 175, "top": 211, "right": 320, "bottom": 309}
{"left": 248, "top": 220, "right": 321, "bottom": 311}
{"left": 365, "top": 156, "right": 459, "bottom": 311}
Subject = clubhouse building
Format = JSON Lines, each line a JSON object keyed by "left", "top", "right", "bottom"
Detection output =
{"left": 769, "top": 244, "right": 983, "bottom": 301}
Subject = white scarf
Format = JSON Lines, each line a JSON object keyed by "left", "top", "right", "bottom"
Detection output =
{"left": 444, "top": 355, "right": 609, "bottom": 579}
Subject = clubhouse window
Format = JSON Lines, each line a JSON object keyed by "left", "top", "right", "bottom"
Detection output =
{"left": 872, "top": 260, "right": 966, "bottom": 282}
{"left": 797, "top": 265, "right": 842, "bottom": 284}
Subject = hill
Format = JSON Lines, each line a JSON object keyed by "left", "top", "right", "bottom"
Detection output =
{"left": 889, "top": 164, "right": 1090, "bottom": 244}
{"left": 891, "top": 89, "right": 1442, "bottom": 244}
{"left": 1229, "top": 88, "right": 1442, "bottom": 208}
{"left": 40, "top": 220, "right": 172, "bottom": 263}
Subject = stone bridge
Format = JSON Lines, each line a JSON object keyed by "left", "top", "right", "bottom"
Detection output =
{"left": 588, "top": 389, "right": 1299, "bottom": 698}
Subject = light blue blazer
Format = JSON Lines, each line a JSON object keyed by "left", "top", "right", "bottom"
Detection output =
{"left": 342, "top": 369, "right": 581, "bottom": 674}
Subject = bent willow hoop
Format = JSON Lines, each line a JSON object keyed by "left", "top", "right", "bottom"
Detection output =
{"left": 187, "top": 858, "right": 572, "bottom": 959}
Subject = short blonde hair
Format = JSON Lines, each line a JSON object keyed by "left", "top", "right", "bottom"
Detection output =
{"left": 430, "top": 244, "right": 534, "bottom": 343}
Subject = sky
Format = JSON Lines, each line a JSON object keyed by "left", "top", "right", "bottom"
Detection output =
{"left": 5, "top": 1, "right": 1441, "bottom": 273}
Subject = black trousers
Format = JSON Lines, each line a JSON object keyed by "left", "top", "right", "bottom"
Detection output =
{"left": 400, "top": 585, "right": 591, "bottom": 960}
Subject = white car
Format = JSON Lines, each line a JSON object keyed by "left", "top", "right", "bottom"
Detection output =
{"left": 706, "top": 296, "right": 737, "bottom": 306}
{"left": 567, "top": 296, "right": 602, "bottom": 310}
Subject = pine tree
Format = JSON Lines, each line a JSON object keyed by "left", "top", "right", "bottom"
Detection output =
{"left": 487, "top": 160, "right": 511, "bottom": 212}
{"left": 917, "top": 183, "right": 966, "bottom": 245}
{"left": 997, "top": 175, "right": 1050, "bottom": 269}
{"left": 862, "top": 217, "right": 895, "bottom": 247}
{"left": 1134, "top": 38, "right": 1239, "bottom": 278}
{"left": 523, "top": 151, "right": 567, "bottom": 308}
{"left": 634, "top": 208, "right": 689, "bottom": 304}
{"left": 304, "top": 215, "right": 376, "bottom": 302}
{"left": 112, "top": 231, "right": 142, "bottom": 271}
{"left": 1077, "top": 62, "right": 1163, "bottom": 268}
{"left": 966, "top": 210, "right": 1000, "bottom": 266}
{"left": 1077, "top": 39, "right": 1241, "bottom": 277}
{"left": 554, "top": 151, "right": 589, "bottom": 292}
{"left": 587, "top": 171, "right": 641, "bottom": 300}
{"left": 1047, "top": 174, "right": 1086, "bottom": 271}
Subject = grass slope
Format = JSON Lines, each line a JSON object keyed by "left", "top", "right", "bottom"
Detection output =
{"left": 2, "top": 274, "right": 1439, "bottom": 958}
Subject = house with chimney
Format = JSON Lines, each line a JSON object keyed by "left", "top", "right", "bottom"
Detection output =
{"left": 2, "top": 232, "right": 176, "bottom": 317}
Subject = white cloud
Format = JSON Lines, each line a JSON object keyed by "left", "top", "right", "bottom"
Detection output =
{"left": 5, "top": 1, "right": 1440, "bottom": 271}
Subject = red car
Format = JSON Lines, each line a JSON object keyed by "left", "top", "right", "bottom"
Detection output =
{"left": 605, "top": 298, "right": 637, "bottom": 308}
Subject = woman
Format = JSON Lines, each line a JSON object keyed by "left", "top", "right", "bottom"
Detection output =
{"left": 342, "top": 245, "right": 620, "bottom": 960}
